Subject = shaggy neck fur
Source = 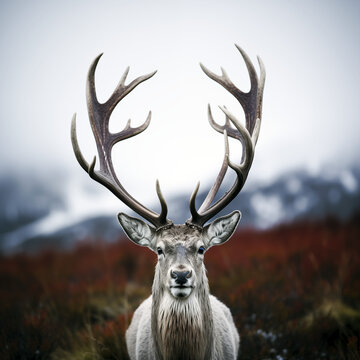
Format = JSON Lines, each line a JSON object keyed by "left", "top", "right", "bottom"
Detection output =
{"left": 151, "top": 264, "right": 213, "bottom": 360}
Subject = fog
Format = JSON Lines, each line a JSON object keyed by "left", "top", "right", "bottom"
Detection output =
{"left": 1, "top": 0, "right": 359, "bottom": 213}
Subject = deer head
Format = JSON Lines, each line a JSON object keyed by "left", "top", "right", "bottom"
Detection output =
{"left": 71, "top": 45, "right": 265, "bottom": 301}
{"left": 118, "top": 212, "right": 240, "bottom": 299}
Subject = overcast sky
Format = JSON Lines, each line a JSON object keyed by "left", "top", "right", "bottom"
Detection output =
{"left": 1, "top": 0, "right": 359, "bottom": 210}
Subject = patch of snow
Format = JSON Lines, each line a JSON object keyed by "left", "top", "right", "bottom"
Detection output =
{"left": 1, "top": 175, "right": 125, "bottom": 251}
{"left": 339, "top": 170, "right": 358, "bottom": 192}
{"left": 294, "top": 195, "right": 310, "bottom": 212}
{"left": 250, "top": 194, "right": 285, "bottom": 229}
{"left": 256, "top": 329, "right": 277, "bottom": 342}
{"left": 286, "top": 177, "right": 302, "bottom": 194}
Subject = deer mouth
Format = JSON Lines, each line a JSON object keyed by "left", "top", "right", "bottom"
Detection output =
{"left": 170, "top": 285, "right": 193, "bottom": 298}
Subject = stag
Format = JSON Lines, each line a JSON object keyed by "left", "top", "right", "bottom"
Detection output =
{"left": 71, "top": 45, "right": 265, "bottom": 360}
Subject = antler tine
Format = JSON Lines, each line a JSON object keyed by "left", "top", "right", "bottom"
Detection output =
{"left": 188, "top": 108, "right": 253, "bottom": 227}
{"left": 111, "top": 110, "right": 152, "bottom": 146}
{"left": 106, "top": 68, "right": 158, "bottom": 114}
{"left": 71, "top": 113, "right": 89, "bottom": 172}
{"left": 234, "top": 44, "right": 258, "bottom": 97}
{"left": 188, "top": 181, "right": 201, "bottom": 228}
{"left": 208, "top": 104, "right": 242, "bottom": 141}
{"left": 200, "top": 45, "right": 265, "bottom": 135}
{"left": 86, "top": 56, "right": 156, "bottom": 140}
{"left": 219, "top": 106, "right": 254, "bottom": 173}
{"left": 256, "top": 55, "right": 266, "bottom": 123}
{"left": 196, "top": 130, "right": 230, "bottom": 214}
{"left": 86, "top": 53, "right": 103, "bottom": 108}
{"left": 187, "top": 46, "right": 265, "bottom": 227}
{"left": 72, "top": 54, "right": 172, "bottom": 229}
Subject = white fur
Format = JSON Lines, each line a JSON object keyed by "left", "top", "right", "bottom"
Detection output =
{"left": 120, "top": 213, "right": 241, "bottom": 360}
{"left": 126, "top": 294, "right": 239, "bottom": 360}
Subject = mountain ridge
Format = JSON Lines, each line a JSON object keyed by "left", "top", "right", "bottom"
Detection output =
{"left": 1, "top": 166, "right": 359, "bottom": 254}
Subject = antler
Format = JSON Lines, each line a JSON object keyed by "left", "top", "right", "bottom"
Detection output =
{"left": 187, "top": 45, "right": 265, "bottom": 227}
{"left": 71, "top": 54, "right": 173, "bottom": 230}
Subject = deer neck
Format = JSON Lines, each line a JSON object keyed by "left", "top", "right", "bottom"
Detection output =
{"left": 151, "top": 266, "right": 213, "bottom": 360}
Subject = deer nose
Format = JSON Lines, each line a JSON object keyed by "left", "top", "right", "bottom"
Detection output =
{"left": 170, "top": 270, "right": 192, "bottom": 285}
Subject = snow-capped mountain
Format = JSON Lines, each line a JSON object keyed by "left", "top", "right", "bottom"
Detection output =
{"left": 1, "top": 166, "right": 359, "bottom": 254}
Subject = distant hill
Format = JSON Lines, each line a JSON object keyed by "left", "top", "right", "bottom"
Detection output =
{"left": 169, "top": 167, "right": 360, "bottom": 228}
{"left": 1, "top": 166, "right": 359, "bottom": 255}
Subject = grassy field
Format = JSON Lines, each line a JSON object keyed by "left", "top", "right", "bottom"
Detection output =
{"left": 1, "top": 217, "right": 360, "bottom": 359}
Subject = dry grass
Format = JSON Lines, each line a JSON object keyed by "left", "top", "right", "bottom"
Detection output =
{"left": 1, "top": 216, "right": 359, "bottom": 359}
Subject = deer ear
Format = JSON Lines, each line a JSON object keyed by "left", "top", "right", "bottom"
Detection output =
{"left": 118, "top": 213, "right": 156, "bottom": 248}
{"left": 204, "top": 211, "right": 241, "bottom": 248}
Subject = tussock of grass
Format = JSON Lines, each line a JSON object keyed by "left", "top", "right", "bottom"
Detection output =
{"left": 303, "top": 298, "right": 360, "bottom": 327}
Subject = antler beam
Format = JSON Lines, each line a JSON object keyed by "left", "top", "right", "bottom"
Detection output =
{"left": 71, "top": 54, "right": 172, "bottom": 230}
{"left": 187, "top": 45, "right": 265, "bottom": 227}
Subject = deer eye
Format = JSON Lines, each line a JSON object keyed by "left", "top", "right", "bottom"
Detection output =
{"left": 157, "top": 247, "right": 163, "bottom": 256}
{"left": 198, "top": 246, "right": 205, "bottom": 255}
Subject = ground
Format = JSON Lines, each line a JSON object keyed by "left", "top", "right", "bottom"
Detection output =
{"left": 1, "top": 216, "right": 360, "bottom": 359}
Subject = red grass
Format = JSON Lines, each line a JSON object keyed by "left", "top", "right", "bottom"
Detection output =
{"left": 1, "top": 217, "right": 359, "bottom": 359}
